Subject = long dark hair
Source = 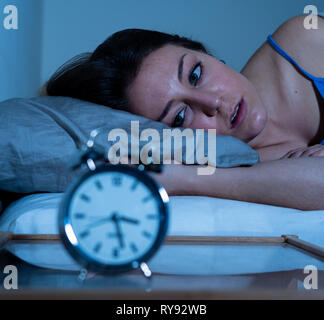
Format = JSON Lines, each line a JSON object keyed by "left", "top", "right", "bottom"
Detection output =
{"left": 46, "top": 29, "right": 208, "bottom": 110}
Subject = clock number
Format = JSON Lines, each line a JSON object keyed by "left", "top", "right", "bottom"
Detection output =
{"left": 142, "top": 231, "right": 152, "bottom": 239}
{"left": 142, "top": 195, "right": 153, "bottom": 203}
{"left": 93, "top": 242, "right": 102, "bottom": 253}
{"left": 80, "top": 194, "right": 91, "bottom": 202}
{"left": 130, "top": 180, "right": 139, "bottom": 191}
{"left": 112, "top": 248, "right": 119, "bottom": 258}
{"left": 130, "top": 243, "right": 138, "bottom": 253}
{"left": 95, "top": 180, "right": 103, "bottom": 190}
{"left": 74, "top": 212, "right": 86, "bottom": 219}
{"left": 112, "top": 175, "right": 122, "bottom": 186}
{"left": 80, "top": 230, "right": 90, "bottom": 238}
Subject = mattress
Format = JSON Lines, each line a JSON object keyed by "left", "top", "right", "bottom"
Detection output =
{"left": 1, "top": 193, "right": 324, "bottom": 275}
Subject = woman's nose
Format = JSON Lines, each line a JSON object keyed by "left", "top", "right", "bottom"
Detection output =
{"left": 190, "top": 90, "right": 221, "bottom": 116}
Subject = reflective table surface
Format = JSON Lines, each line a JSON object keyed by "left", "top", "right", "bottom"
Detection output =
{"left": 2, "top": 239, "right": 324, "bottom": 299}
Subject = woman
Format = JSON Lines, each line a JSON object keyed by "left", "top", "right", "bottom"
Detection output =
{"left": 46, "top": 14, "right": 324, "bottom": 210}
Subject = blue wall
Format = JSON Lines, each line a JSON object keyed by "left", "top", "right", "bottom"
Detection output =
{"left": 0, "top": 0, "right": 42, "bottom": 101}
{"left": 41, "top": 0, "right": 323, "bottom": 85}
{"left": 0, "top": 0, "right": 323, "bottom": 101}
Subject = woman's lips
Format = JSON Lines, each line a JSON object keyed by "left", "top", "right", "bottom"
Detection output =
{"left": 230, "top": 98, "right": 247, "bottom": 129}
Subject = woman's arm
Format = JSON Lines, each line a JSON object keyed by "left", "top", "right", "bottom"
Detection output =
{"left": 152, "top": 157, "right": 324, "bottom": 211}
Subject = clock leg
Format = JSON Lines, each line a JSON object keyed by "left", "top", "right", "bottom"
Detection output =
{"left": 77, "top": 268, "right": 88, "bottom": 282}
{"left": 140, "top": 262, "right": 152, "bottom": 278}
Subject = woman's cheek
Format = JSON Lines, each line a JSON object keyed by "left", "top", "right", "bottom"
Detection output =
{"left": 188, "top": 111, "right": 218, "bottom": 131}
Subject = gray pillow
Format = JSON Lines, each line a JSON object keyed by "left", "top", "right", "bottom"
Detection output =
{"left": 0, "top": 96, "right": 259, "bottom": 193}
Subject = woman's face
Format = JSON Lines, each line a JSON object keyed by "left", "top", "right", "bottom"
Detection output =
{"left": 127, "top": 44, "right": 267, "bottom": 143}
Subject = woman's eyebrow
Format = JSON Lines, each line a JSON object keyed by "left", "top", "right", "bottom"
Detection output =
{"left": 178, "top": 53, "right": 187, "bottom": 83}
{"left": 157, "top": 53, "right": 187, "bottom": 122}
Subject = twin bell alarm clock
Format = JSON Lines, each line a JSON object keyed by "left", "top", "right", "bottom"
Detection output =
{"left": 58, "top": 130, "right": 169, "bottom": 277}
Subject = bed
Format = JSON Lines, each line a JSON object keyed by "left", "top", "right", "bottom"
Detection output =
{"left": 1, "top": 192, "right": 324, "bottom": 277}
{"left": 1, "top": 96, "right": 324, "bottom": 296}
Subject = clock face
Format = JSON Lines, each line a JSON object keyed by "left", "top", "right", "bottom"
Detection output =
{"left": 60, "top": 165, "right": 168, "bottom": 272}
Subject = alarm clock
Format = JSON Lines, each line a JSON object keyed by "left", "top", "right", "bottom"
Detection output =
{"left": 59, "top": 154, "right": 169, "bottom": 276}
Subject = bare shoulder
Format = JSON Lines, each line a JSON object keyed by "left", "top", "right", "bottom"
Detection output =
{"left": 271, "top": 14, "right": 324, "bottom": 77}
{"left": 242, "top": 15, "right": 324, "bottom": 157}
{"left": 273, "top": 14, "right": 324, "bottom": 34}
{"left": 242, "top": 14, "right": 324, "bottom": 73}
{"left": 272, "top": 14, "right": 324, "bottom": 47}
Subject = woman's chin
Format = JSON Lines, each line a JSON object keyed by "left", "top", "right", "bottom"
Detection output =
{"left": 244, "top": 115, "right": 268, "bottom": 145}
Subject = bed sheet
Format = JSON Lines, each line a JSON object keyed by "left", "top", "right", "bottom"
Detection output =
{"left": 1, "top": 193, "right": 324, "bottom": 275}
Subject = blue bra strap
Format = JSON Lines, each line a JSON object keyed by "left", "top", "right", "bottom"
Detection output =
{"left": 267, "top": 35, "right": 315, "bottom": 80}
{"left": 314, "top": 78, "right": 324, "bottom": 100}
{"left": 267, "top": 35, "right": 324, "bottom": 100}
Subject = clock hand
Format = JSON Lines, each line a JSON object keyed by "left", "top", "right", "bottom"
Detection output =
{"left": 85, "top": 216, "right": 112, "bottom": 229}
{"left": 119, "top": 216, "right": 140, "bottom": 225}
{"left": 84, "top": 211, "right": 127, "bottom": 229}
{"left": 111, "top": 213, "right": 125, "bottom": 249}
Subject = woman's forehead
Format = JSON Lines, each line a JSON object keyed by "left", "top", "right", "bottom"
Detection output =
{"left": 127, "top": 45, "right": 189, "bottom": 117}
{"left": 140, "top": 45, "right": 189, "bottom": 74}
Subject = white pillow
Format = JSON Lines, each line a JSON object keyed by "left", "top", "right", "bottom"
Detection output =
{"left": 1, "top": 193, "right": 324, "bottom": 275}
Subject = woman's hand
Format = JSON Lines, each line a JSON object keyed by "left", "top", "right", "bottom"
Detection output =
{"left": 280, "top": 145, "right": 324, "bottom": 159}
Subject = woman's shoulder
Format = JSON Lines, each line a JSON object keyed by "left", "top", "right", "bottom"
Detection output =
{"left": 270, "top": 14, "right": 324, "bottom": 77}
{"left": 243, "top": 15, "right": 324, "bottom": 71}
{"left": 242, "top": 15, "right": 324, "bottom": 75}
{"left": 242, "top": 15, "right": 324, "bottom": 158}
{"left": 272, "top": 14, "right": 324, "bottom": 43}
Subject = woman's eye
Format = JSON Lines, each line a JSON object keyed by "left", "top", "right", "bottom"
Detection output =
{"left": 172, "top": 108, "right": 186, "bottom": 127}
{"left": 189, "top": 63, "right": 201, "bottom": 86}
